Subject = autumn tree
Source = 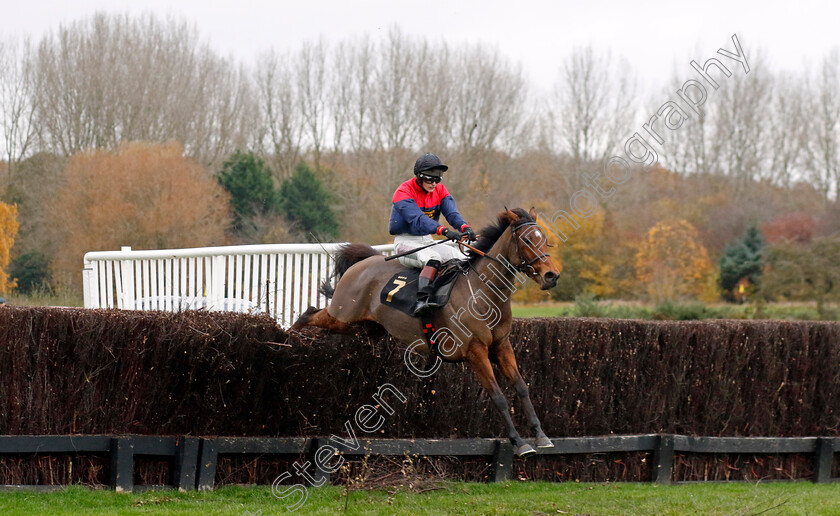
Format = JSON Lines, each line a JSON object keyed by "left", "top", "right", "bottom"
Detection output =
{"left": 542, "top": 208, "right": 606, "bottom": 301}
{"left": 760, "top": 236, "right": 840, "bottom": 318}
{"left": 0, "top": 201, "right": 19, "bottom": 294}
{"left": 760, "top": 212, "right": 816, "bottom": 244}
{"left": 48, "top": 142, "right": 230, "bottom": 289}
{"left": 635, "top": 219, "right": 715, "bottom": 302}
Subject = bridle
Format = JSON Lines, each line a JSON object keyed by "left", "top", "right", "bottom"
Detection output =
{"left": 458, "top": 219, "right": 550, "bottom": 278}
{"left": 509, "top": 221, "right": 551, "bottom": 277}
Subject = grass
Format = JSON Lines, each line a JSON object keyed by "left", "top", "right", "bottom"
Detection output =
{"left": 4, "top": 283, "right": 84, "bottom": 308}
{"left": 0, "top": 481, "right": 838, "bottom": 515}
{"left": 512, "top": 298, "right": 840, "bottom": 322}
{"left": 4, "top": 286, "right": 837, "bottom": 322}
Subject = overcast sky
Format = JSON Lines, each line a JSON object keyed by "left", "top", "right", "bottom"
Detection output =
{"left": 3, "top": 0, "right": 837, "bottom": 96}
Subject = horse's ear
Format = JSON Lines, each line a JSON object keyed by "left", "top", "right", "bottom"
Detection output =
{"left": 498, "top": 207, "right": 517, "bottom": 223}
{"left": 529, "top": 206, "right": 538, "bottom": 221}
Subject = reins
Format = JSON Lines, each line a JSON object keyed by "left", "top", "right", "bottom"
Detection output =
{"left": 384, "top": 238, "right": 451, "bottom": 261}
{"left": 457, "top": 239, "right": 502, "bottom": 264}
{"left": 385, "top": 219, "right": 548, "bottom": 279}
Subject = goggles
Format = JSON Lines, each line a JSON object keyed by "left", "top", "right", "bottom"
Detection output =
{"left": 418, "top": 173, "right": 442, "bottom": 184}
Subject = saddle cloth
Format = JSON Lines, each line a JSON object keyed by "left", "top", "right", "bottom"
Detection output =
{"left": 379, "top": 259, "right": 468, "bottom": 317}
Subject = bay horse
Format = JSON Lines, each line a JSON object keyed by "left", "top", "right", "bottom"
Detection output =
{"left": 291, "top": 208, "right": 560, "bottom": 457}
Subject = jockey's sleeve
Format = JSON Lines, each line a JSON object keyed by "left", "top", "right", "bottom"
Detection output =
{"left": 440, "top": 192, "right": 468, "bottom": 231}
{"left": 392, "top": 198, "right": 442, "bottom": 235}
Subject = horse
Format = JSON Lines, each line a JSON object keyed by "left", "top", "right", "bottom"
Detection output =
{"left": 292, "top": 207, "right": 560, "bottom": 457}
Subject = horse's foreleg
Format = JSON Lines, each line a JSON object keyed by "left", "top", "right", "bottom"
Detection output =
{"left": 466, "top": 345, "right": 536, "bottom": 458}
{"left": 494, "top": 339, "right": 553, "bottom": 449}
{"left": 290, "top": 306, "right": 355, "bottom": 334}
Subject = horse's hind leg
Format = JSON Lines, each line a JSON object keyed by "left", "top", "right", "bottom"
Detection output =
{"left": 290, "top": 307, "right": 355, "bottom": 334}
{"left": 494, "top": 338, "right": 553, "bottom": 448}
{"left": 465, "top": 344, "right": 536, "bottom": 458}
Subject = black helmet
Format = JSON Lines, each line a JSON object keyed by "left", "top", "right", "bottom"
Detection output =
{"left": 414, "top": 153, "right": 448, "bottom": 177}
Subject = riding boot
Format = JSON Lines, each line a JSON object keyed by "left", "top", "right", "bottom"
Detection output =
{"left": 412, "top": 260, "right": 441, "bottom": 317}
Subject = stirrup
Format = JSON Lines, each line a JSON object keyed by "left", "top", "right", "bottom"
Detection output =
{"left": 412, "top": 301, "right": 437, "bottom": 317}
{"left": 411, "top": 292, "right": 443, "bottom": 317}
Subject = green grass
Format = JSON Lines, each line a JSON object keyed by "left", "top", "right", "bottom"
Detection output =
{"left": 4, "top": 286, "right": 836, "bottom": 322}
{"left": 0, "top": 481, "right": 838, "bottom": 515}
{"left": 5, "top": 283, "right": 84, "bottom": 308}
{"left": 512, "top": 300, "right": 840, "bottom": 322}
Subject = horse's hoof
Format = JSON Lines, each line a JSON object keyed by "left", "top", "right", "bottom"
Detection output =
{"left": 291, "top": 306, "right": 319, "bottom": 330}
{"left": 535, "top": 435, "right": 554, "bottom": 448}
{"left": 515, "top": 443, "right": 537, "bottom": 458}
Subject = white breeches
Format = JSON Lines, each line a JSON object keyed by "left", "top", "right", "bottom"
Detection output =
{"left": 393, "top": 234, "right": 466, "bottom": 268}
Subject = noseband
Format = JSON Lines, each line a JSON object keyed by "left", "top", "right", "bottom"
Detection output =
{"left": 510, "top": 221, "right": 550, "bottom": 277}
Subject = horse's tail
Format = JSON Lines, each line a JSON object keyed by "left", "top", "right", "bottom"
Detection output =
{"left": 319, "top": 243, "right": 382, "bottom": 299}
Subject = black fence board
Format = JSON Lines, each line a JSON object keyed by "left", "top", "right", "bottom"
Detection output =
{"left": 653, "top": 435, "right": 675, "bottom": 484}
{"left": 674, "top": 436, "right": 817, "bottom": 454}
{"left": 212, "top": 437, "right": 310, "bottom": 455}
{"left": 542, "top": 435, "right": 659, "bottom": 454}
{"left": 0, "top": 436, "right": 111, "bottom": 454}
{"left": 173, "top": 437, "right": 200, "bottom": 491}
{"left": 0, "top": 434, "right": 835, "bottom": 491}
{"left": 130, "top": 436, "right": 179, "bottom": 456}
{"left": 814, "top": 438, "right": 835, "bottom": 483}
{"left": 109, "top": 437, "right": 134, "bottom": 493}
{"left": 196, "top": 439, "right": 219, "bottom": 491}
{"left": 491, "top": 441, "right": 514, "bottom": 482}
{"left": 328, "top": 438, "right": 499, "bottom": 456}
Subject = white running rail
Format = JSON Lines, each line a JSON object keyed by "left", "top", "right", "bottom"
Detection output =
{"left": 83, "top": 243, "right": 396, "bottom": 328}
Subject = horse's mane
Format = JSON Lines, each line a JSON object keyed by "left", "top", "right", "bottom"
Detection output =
{"left": 469, "top": 208, "right": 533, "bottom": 265}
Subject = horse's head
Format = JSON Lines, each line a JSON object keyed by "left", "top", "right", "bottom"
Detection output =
{"left": 501, "top": 207, "right": 560, "bottom": 290}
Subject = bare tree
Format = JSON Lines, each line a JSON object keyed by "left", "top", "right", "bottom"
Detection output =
{"left": 414, "top": 41, "right": 455, "bottom": 151}
{"left": 767, "top": 72, "right": 808, "bottom": 187}
{"left": 371, "top": 27, "right": 421, "bottom": 153}
{"left": 0, "top": 36, "right": 37, "bottom": 179}
{"left": 184, "top": 57, "right": 256, "bottom": 169}
{"left": 712, "top": 54, "right": 772, "bottom": 193}
{"left": 32, "top": 12, "right": 254, "bottom": 167}
{"left": 255, "top": 50, "right": 302, "bottom": 180}
{"left": 660, "top": 70, "right": 720, "bottom": 176}
{"left": 328, "top": 41, "right": 357, "bottom": 154}
{"left": 450, "top": 45, "right": 528, "bottom": 156}
{"left": 805, "top": 49, "right": 840, "bottom": 200}
{"left": 295, "top": 38, "right": 329, "bottom": 169}
{"left": 346, "top": 37, "right": 376, "bottom": 153}
{"left": 552, "top": 46, "right": 637, "bottom": 163}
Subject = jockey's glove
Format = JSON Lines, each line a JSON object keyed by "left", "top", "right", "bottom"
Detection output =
{"left": 442, "top": 228, "right": 463, "bottom": 241}
{"left": 462, "top": 226, "right": 477, "bottom": 242}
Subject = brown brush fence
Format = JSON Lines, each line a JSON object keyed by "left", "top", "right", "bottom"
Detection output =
{"left": 0, "top": 307, "right": 838, "bottom": 489}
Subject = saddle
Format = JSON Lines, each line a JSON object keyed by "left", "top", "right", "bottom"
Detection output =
{"left": 379, "top": 259, "right": 469, "bottom": 317}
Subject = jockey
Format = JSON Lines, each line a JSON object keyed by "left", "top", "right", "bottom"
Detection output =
{"left": 389, "top": 153, "right": 476, "bottom": 316}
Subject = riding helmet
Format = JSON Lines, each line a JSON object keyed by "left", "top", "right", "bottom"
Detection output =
{"left": 414, "top": 153, "right": 448, "bottom": 177}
